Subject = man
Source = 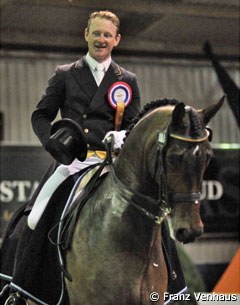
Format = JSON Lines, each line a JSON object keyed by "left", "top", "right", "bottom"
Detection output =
{"left": 1, "top": 10, "right": 140, "bottom": 305}
{"left": 27, "top": 10, "right": 141, "bottom": 230}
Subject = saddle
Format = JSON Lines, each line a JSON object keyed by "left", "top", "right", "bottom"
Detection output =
{"left": 52, "top": 161, "right": 109, "bottom": 253}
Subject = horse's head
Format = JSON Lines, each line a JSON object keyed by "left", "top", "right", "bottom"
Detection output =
{"left": 156, "top": 97, "right": 224, "bottom": 243}
{"left": 115, "top": 96, "right": 224, "bottom": 244}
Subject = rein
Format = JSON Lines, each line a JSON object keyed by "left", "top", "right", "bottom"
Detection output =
{"left": 110, "top": 164, "right": 171, "bottom": 224}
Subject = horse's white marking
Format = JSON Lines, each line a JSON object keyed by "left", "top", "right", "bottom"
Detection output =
{"left": 193, "top": 145, "right": 199, "bottom": 155}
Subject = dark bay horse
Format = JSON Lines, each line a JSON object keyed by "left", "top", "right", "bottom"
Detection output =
{"left": 65, "top": 97, "right": 224, "bottom": 305}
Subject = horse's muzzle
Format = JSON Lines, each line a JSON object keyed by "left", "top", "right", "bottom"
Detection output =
{"left": 175, "top": 227, "right": 203, "bottom": 244}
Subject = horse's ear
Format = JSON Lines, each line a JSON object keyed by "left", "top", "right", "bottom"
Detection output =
{"left": 200, "top": 95, "right": 225, "bottom": 125}
{"left": 172, "top": 103, "right": 186, "bottom": 126}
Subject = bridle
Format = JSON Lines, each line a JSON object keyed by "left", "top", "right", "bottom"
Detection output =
{"left": 107, "top": 125, "right": 211, "bottom": 225}
{"left": 158, "top": 127, "right": 211, "bottom": 211}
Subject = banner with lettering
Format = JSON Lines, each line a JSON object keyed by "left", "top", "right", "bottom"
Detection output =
{"left": 0, "top": 146, "right": 239, "bottom": 236}
{"left": 200, "top": 149, "right": 239, "bottom": 233}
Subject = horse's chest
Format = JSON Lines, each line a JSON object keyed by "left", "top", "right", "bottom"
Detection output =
{"left": 134, "top": 236, "right": 168, "bottom": 305}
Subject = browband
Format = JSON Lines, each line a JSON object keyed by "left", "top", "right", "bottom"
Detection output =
{"left": 170, "top": 129, "right": 210, "bottom": 143}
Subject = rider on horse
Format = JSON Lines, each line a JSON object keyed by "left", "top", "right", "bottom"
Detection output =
{"left": 1, "top": 10, "right": 141, "bottom": 304}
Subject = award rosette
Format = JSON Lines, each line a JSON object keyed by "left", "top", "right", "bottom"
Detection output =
{"left": 107, "top": 82, "right": 132, "bottom": 109}
{"left": 108, "top": 82, "right": 132, "bottom": 130}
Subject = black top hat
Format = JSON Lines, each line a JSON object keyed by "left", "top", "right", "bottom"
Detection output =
{"left": 46, "top": 119, "right": 87, "bottom": 165}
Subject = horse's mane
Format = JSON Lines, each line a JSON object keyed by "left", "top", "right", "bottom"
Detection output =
{"left": 127, "top": 98, "right": 180, "bottom": 133}
{"left": 126, "top": 98, "right": 203, "bottom": 138}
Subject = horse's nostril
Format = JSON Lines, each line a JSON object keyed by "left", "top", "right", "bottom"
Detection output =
{"left": 176, "top": 227, "right": 203, "bottom": 243}
{"left": 176, "top": 228, "right": 189, "bottom": 243}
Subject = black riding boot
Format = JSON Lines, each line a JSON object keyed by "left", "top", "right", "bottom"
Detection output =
{"left": 4, "top": 292, "right": 28, "bottom": 305}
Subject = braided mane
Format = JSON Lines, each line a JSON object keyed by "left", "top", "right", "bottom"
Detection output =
{"left": 188, "top": 108, "right": 204, "bottom": 137}
{"left": 127, "top": 98, "right": 180, "bottom": 133}
{"left": 126, "top": 98, "right": 204, "bottom": 139}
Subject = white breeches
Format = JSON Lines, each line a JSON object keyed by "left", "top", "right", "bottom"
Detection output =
{"left": 27, "top": 156, "right": 103, "bottom": 230}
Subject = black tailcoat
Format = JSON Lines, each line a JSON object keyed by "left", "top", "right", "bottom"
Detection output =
{"left": 31, "top": 57, "right": 141, "bottom": 150}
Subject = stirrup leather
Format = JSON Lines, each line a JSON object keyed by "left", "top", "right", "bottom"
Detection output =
{"left": 4, "top": 292, "right": 29, "bottom": 305}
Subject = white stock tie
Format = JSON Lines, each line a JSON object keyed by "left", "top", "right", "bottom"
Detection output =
{"left": 95, "top": 63, "right": 105, "bottom": 86}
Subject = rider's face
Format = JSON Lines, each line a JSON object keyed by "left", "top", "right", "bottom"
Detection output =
{"left": 85, "top": 17, "right": 121, "bottom": 63}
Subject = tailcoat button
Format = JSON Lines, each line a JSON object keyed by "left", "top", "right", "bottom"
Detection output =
{"left": 83, "top": 114, "right": 87, "bottom": 119}
{"left": 84, "top": 128, "right": 89, "bottom": 133}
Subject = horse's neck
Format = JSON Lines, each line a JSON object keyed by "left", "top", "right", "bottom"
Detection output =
{"left": 114, "top": 110, "right": 170, "bottom": 197}
{"left": 114, "top": 153, "right": 159, "bottom": 205}
{"left": 109, "top": 180, "right": 163, "bottom": 258}
{"left": 114, "top": 140, "right": 155, "bottom": 196}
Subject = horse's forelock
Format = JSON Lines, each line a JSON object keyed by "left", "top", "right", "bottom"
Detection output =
{"left": 188, "top": 108, "right": 205, "bottom": 138}
{"left": 170, "top": 104, "right": 206, "bottom": 139}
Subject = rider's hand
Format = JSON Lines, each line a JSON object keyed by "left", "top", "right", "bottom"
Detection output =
{"left": 103, "top": 130, "right": 127, "bottom": 152}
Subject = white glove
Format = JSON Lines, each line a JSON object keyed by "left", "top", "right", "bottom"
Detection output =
{"left": 103, "top": 130, "right": 127, "bottom": 151}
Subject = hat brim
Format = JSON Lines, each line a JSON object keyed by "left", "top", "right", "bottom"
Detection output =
{"left": 50, "top": 119, "right": 87, "bottom": 163}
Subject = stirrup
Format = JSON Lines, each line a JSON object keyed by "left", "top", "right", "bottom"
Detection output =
{"left": 4, "top": 292, "right": 28, "bottom": 305}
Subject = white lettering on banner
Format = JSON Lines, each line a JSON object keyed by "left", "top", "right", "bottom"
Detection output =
{"left": 0, "top": 179, "right": 224, "bottom": 203}
{"left": 0, "top": 180, "right": 39, "bottom": 203}
{"left": 200, "top": 180, "right": 223, "bottom": 200}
